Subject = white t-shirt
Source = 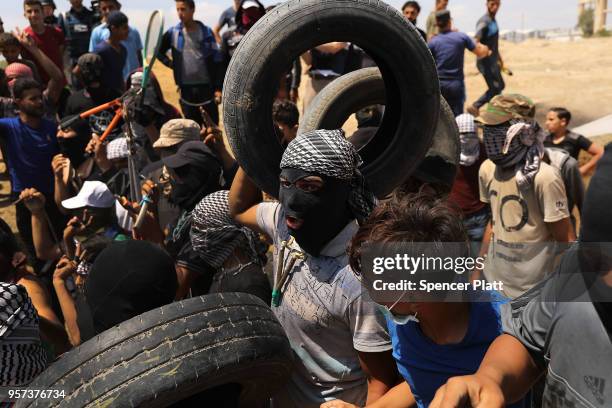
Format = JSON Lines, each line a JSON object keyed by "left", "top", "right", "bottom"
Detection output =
{"left": 257, "top": 202, "right": 391, "bottom": 407}
{"left": 479, "top": 160, "right": 570, "bottom": 298}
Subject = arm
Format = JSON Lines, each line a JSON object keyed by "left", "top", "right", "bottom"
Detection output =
{"left": 51, "top": 152, "right": 72, "bottom": 214}
{"left": 359, "top": 350, "right": 400, "bottom": 404}
{"left": 472, "top": 42, "right": 491, "bottom": 59}
{"left": 471, "top": 220, "right": 492, "bottom": 282}
{"left": 175, "top": 264, "right": 198, "bottom": 300}
{"left": 228, "top": 167, "right": 265, "bottom": 235}
{"left": 430, "top": 334, "right": 542, "bottom": 408}
{"left": 547, "top": 217, "right": 576, "bottom": 243}
{"left": 579, "top": 142, "right": 604, "bottom": 176}
{"left": 212, "top": 24, "right": 223, "bottom": 44}
{"left": 20, "top": 188, "right": 62, "bottom": 261}
{"left": 301, "top": 50, "right": 312, "bottom": 67}
{"left": 52, "top": 257, "right": 82, "bottom": 347}
{"left": 321, "top": 381, "right": 417, "bottom": 408}
{"left": 16, "top": 28, "right": 64, "bottom": 104}
{"left": 156, "top": 30, "right": 173, "bottom": 68}
{"left": 201, "top": 120, "right": 236, "bottom": 176}
{"left": 315, "top": 42, "right": 347, "bottom": 54}
{"left": 20, "top": 276, "right": 71, "bottom": 355}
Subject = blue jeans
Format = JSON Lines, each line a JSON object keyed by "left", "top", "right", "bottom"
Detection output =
{"left": 440, "top": 79, "right": 465, "bottom": 117}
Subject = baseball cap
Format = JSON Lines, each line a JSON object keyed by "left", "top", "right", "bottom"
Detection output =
{"left": 77, "top": 53, "right": 104, "bottom": 84}
{"left": 162, "top": 141, "right": 218, "bottom": 169}
{"left": 106, "top": 10, "right": 128, "bottom": 28}
{"left": 242, "top": 0, "right": 259, "bottom": 8}
{"left": 153, "top": 119, "right": 201, "bottom": 149}
{"left": 62, "top": 181, "right": 115, "bottom": 209}
{"left": 476, "top": 94, "right": 536, "bottom": 125}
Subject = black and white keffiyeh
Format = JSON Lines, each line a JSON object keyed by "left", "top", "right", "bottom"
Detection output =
{"left": 456, "top": 114, "right": 480, "bottom": 166}
{"left": 0, "top": 283, "right": 47, "bottom": 386}
{"left": 190, "top": 191, "right": 266, "bottom": 270}
{"left": 483, "top": 120, "right": 545, "bottom": 190}
{"left": 280, "top": 129, "right": 376, "bottom": 223}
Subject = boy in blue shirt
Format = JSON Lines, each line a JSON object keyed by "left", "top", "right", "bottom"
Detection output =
{"left": 88, "top": 0, "right": 142, "bottom": 80}
{"left": 93, "top": 11, "right": 128, "bottom": 94}
{"left": 0, "top": 77, "right": 63, "bottom": 263}
{"left": 322, "top": 191, "right": 524, "bottom": 408}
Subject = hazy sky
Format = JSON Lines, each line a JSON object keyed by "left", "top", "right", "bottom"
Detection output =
{"left": 3, "top": 0, "right": 580, "bottom": 37}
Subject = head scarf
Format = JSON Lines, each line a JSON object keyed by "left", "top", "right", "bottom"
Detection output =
{"left": 106, "top": 137, "right": 129, "bottom": 160}
{"left": 280, "top": 129, "right": 376, "bottom": 224}
{"left": 483, "top": 120, "right": 545, "bottom": 190}
{"left": 191, "top": 191, "right": 267, "bottom": 270}
{"left": 84, "top": 241, "right": 177, "bottom": 335}
{"left": 0, "top": 283, "right": 47, "bottom": 386}
{"left": 456, "top": 113, "right": 480, "bottom": 166}
{"left": 5, "top": 63, "right": 33, "bottom": 89}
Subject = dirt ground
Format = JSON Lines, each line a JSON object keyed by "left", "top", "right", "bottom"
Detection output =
{"left": 2, "top": 37, "right": 612, "bottom": 231}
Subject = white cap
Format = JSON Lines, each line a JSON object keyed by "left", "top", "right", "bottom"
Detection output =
{"left": 242, "top": 0, "right": 259, "bottom": 8}
{"left": 62, "top": 181, "right": 115, "bottom": 209}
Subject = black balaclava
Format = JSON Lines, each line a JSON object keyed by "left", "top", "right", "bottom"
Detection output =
{"left": 279, "top": 130, "right": 376, "bottom": 256}
{"left": 84, "top": 240, "right": 177, "bottom": 335}
{"left": 164, "top": 143, "right": 223, "bottom": 211}
{"left": 279, "top": 168, "right": 352, "bottom": 256}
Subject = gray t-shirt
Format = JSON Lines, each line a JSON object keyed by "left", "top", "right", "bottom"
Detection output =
{"left": 257, "top": 202, "right": 392, "bottom": 407}
{"left": 502, "top": 247, "right": 612, "bottom": 407}
{"left": 181, "top": 27, "right": 211, "bottom": 86}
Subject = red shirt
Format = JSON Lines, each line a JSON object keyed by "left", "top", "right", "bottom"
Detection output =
{"left": 448, "top": 144, "right": 487, "bottom": 216}
{"left": 22, "top": 25, "right": 66, "bottom": 86}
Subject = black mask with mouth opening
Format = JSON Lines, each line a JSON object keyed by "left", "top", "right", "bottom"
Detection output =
{"left": 279, "top": 168, "right": 352, "bottom": 256}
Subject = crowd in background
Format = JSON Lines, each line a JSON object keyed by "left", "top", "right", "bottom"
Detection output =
{"left": 0, "top": 0, "right": 611, "bottom": 407}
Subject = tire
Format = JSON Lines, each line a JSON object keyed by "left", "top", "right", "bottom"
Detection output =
{"left": 223, "top": 0, "right": 439, "bottom": 198}
{"left": 17, "top": 293, "right": 293, "bottom": 408}
{"left": 299, "top": 67, "right": 460, "bottom": 171}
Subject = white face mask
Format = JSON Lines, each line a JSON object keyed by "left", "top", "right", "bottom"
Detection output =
{"left": 377, "top": 289, "right": 419, "bottom": 326}
{"left": 378, "top": 305, "right": 419, "bottom": 325}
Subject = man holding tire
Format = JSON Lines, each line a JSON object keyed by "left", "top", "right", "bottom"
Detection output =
{"left": 229, "top": 129, "right": 397, "bottom": 407}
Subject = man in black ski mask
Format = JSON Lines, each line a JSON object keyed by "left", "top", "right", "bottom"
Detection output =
{"left": 59, "top": 53, "right": 121, "bottom": 167}
{"left": 277, "top": 129, "right": 375, "bottom": 255}
{"left": 229, "top": 129, "right": 395, "bottom": 407}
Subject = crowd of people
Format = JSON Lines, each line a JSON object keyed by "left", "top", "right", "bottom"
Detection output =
{"left": 0, "top": 0, "right": 610, "bottom": 407}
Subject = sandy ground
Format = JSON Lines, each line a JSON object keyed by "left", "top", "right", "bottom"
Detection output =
{"left": 2, "top": 37, "right": 612, "bottom": 231}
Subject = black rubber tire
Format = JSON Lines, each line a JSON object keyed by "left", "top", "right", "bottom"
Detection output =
{"left": 223, "top": 0, "right": 439, "bottom": 198}
{"left": 299, "top": 67, "right": 459, "bottom": 169}
{"left": 16, "top": 293, "right": 293, "bottom": 408}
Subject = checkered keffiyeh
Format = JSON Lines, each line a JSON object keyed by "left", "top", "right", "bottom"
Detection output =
{"left": 0, "top": 283, "right": 47, "bottom": 386}
{"left": 505, "top": 122, "right": 546, "bottom": 190}
{"left": 456, "top": 114, "right": 480, "bottom": 166}
{"left": 106, "top": 137, "right": 129, "bottom": 160}
{"left": 280, "top": 129, "right": 376, "bottom": 223}
{"left": 456, "top": 113, "right": 476, "bottom": 134}
{"left": 190, "top": 191, "right": 266, "bottom": 270}
{"left": 484, "top": 120, "right": 545, "bottom": 190}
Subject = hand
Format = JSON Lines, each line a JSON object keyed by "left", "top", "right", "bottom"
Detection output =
{"left": 202, "top": 126, "right": 224, "bottom": 150}
{"left": 429, "top": 375, "right": 505, "bottom": 408}
{"left": 63, "top": 214, "right": 92, "bottom": 241}
{"left": 117, "top": 196, "right": 164, "bottom": 243}
{"left": 51, "top": 154, "right": 69, "bottom": 178}
{"left": 19, "top": 188, "right": 46, "bottom": 214}
{"left": 53, "top": 256, "right": 77, "bottom": 283}
{"left": 289, "top": 88, "right": 299, "bottom": 103}
{"left": 85, "top": 134, "right": 111, "bottom": 172}
{"left": 140, "top": 179, "right": 159, "bottom": 206}
{"left": 320, "top": 400, "right": 359, "bottom": 408}
{"left": 214, "top": 90, "right": 222, "bottom": 105}
{"left": 14, "top": 27, "right": 37, "bottom": 51}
